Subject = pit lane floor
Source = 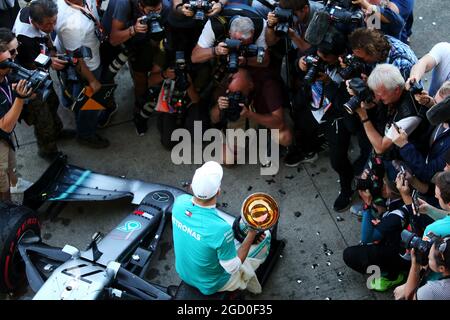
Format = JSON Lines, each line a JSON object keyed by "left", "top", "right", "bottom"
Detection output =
{"left": 2, "top": 0, "right": 449, "bottom": 300}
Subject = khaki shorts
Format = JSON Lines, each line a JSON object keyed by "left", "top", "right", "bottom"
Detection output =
{"left": 0, "top": 140, "right": 16, "bottom": 192}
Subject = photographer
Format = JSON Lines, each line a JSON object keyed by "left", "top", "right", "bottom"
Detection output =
{"left": 406, "top": 42, "right": 450, "bottom": 98}
{"left": 12, "top": 0, "right": 76, "bottom": 160}
{"left": 391, "top": 84, "right": 450, "bottom": 183}
{"left": 155, "top": 53, "right": 204, "bottom": 150}
{"left": 295, "top": 31, "right": 371, "bottom": 211}
{"left": 191, "top": 15, "right": 269, "bottom": 68}
{"left": 101, "top": 0, "right": 170, "bottom": 136}
{"left": 0, "top": 35, "right": 33, "bottom": 200}
{"left": 343, "top": 170, "right": 410, "bottom": 292}
{"left": 347, "top": 28, "right": 417, "bottom": 79}
{"left": 169, "top": 0, "right": 226, "bottom": 54}
{"left": 211, "top": 68, "right": 292, "bottom": 163}
{"left": 265, "top": 0, "right": 323, "bottom": 52}
{"left": 351, "top": 0, "right": 405, "bottom": 41}
{"left": 394, "top": 236, "right": 450, "bottom": 300}
{"left": 348, "top": 64, "right": 428, "bottom": 158}
{"left": 55, "top": 0, "right": 110, "bottom": 148}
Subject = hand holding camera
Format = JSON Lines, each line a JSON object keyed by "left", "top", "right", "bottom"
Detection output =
{"left": 218, "top": 95, "right": 229, "bottom": 110}
{"left": 214, "top": 42, "right": 229, "bottom": 56}
{"left": 12, "top": 79, "right": 33, "bottom": 99}
{"left": 135, "top": 17, "right": 148, "bottom": 34}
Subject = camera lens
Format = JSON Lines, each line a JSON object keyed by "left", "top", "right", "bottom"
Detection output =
{"left": 343, "top": 96, "right": 361, "bottom": 114}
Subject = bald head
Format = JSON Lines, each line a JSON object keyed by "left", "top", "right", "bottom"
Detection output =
{"left": 228, "top": 69, "right": 254, "bottom": 96}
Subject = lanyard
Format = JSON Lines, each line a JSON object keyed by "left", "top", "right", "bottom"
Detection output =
{"left": 64, "top": 0, "right": 102, "bottom": 30}
{"left": 0, "top": 79, "right": 12, "bottom": 105}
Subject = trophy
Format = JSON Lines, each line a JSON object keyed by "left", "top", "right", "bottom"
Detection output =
{"left": 232, "top": 193, "right": 280, "bottom": 242}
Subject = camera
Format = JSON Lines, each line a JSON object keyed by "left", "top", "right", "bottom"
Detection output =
{"left": 102, "top": 45, "right": 129, "bottom": 82}
{"left": 339, "top": 54, "right": 368, "bottom": 80}
{"left": 303, "top": 55, "right": 325, "bottom": 84}
{"left": 188, "top": 0, "right": 213, "bottom": 21}
{"left": 344, "top": 78, "right": 374, "bottom": 114}
{"left": 224, "top": 38, "right": 265, "bottom": 73}
{"left": 352, "top": 154, "right": 385, "bottom": 205}
{"left": 223, "top": 91, "right": 247, "bottom": 122}
{"left": 0, "top": 59, "right": 53, "bottom": 101}
{"left": 408, "top": 79, "right": 424, "bottom": 95}
{"left": 273, "top": 7, "right": 293, "bottom": 38}
{"left": 140, "top": 12, "right": 164, "bottom": 35}
{"left": 174, "top": 51, "right": 189, "bottom": 92}
{"left": 325, "top": 0, "right": 365, "bottom": 26}
{"left": 57, "top": 46, "right": 93, "bottom": 82}
{"left": 401, "top": 230, "right": 439, "bottom": 266}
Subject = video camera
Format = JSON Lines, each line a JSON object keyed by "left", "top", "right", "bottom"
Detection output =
{"left": 401, "top": 230, "right": 439, "bottom": 266}
{"left": 139, "top": 12, "right": 164, "bottom": 35}
{"left": 188, "top": 0, "right": 213, "bottom": 21}
{"left": 174, "top": 51, "right": 189, "bottom": 92}
{"left": 303, "top": 55, "right": 325, "bottom": 84}
{"left": 0, "top": 58, "right": 53, "bottom": 101}
{"left": 339, "top": 54, "right": 369, "bottom": 80}
{"left": 352, "top": 154, "right": 385, "bottom": 205}
{"left": 224, "top": 38, "right": 265, "bottom": 73}
{"left": 344, "top": 78, "right": 374, "bottom": 114}
{"left": 223, "top": 91, "right": 247, "bottom": 122}
{"left": 273, "top": 6, "right": 293, "bottom": 38}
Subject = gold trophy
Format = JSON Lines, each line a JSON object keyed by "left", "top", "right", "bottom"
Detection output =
{"left": 232, "top": 193, "right": 280, "bottom": 242}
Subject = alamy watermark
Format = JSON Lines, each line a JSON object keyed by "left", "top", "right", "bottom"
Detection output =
{"left": 170, "top": 121, "right": 280, "bottom": 175}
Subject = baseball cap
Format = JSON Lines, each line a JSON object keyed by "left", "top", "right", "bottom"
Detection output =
{"left": 191, "top": 161, "right": 223, "bottom": 200}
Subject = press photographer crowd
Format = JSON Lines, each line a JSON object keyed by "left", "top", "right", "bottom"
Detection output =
{"left": 1, "top": 0, "right": 450, "bottom": 300}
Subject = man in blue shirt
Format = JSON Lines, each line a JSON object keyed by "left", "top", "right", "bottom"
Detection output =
{"left": 172, "top": 161, "right": 269, "bottom": 295}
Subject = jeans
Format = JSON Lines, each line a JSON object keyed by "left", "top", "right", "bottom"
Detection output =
{"left": 60, "top": 67, "right": 102, "bottom": 139}
{"left": 361, "top": 208, "right": 383, "bottom": 244}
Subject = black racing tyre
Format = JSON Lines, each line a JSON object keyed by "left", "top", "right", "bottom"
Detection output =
{"left": 0, "top": 201, "right": 41, "bottom": 293}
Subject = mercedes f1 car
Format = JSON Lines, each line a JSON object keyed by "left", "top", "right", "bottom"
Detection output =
{"left": 0, "top": 156, "right": 284, "bottom": 300}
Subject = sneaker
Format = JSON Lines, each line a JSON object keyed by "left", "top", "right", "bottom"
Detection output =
{"left": 38, "top": 150, "right": 63, "bottom": 161}
{"left": 368, "top": 273, "right": 406, "bottom": 292}
{"left": 10, "top": 178, "right": 33, "bottom": 194}
{"left": 134, "top": 114, "right": 148, "bottom": 136}
{"left": 76, "top": 134, "right": 110, "bottom": 149}
{"left": 333, "top": 191, "right": 353, "bottom": 212}
{"left": 284, "top": 150, "right": 318, "bottom": 167}
{"left": 97, "top": 104, "right": 118, "bottom": 128}
{"left": 57, "top": 129, "right": 77, "bottom": 140}
{"left": 350, "top": 201, "right": 364, "bottom": 218}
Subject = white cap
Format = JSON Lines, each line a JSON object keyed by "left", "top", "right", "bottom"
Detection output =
{"left": 191, "top": 161, "right": 223, "bottom": 200}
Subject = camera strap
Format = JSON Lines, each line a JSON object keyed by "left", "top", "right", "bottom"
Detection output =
{"left": 0, "top": 79, "right": 12, "bottom": 106}
{"left": 64, "top": 0, "right": 107, "bottom": 43}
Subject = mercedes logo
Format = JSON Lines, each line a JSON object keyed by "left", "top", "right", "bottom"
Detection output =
{"left": 152, "top": 192, "right": 170, "bottom": 202}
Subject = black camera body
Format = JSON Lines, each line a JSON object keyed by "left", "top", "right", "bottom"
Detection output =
{"left": 303, "top": 55, "right": 325, "bottom": 84}
{"left": 57, "top": 46, "right": 92, "bottom": 66}
{"left": 339, "top": 54, "right": 368, "bottom": 80}
{"left": 140, "top": 12, "right": 164, "bottom": 35}
{"left": 224, "top": 38, "right": 265, "bottom": 73}
{"left": 401, "top": 230, "right": 439, "bottom": 266}
{"left": 223, "top": 91, "right": 247, "bottom": 122}
{"left": 408, "top": 80, "right": 424, "bottom": 95}
{"left": 174, "top": 51, "right": 190, "bottom": 92}
{"left": 344, "top": 78, "right": 374, "bottom": 114}
{"left": 273, "top": 7, "right": 293, "bottom": 38}
{"left": 352, "top": 154, "right": 385, "bottom": 205}
{"left": 188, "top": 0, "right": 213, "bottom": 21}
{"left": 325, "top": 0, "right": 365, "bottom": 26}
{"left": 1, "top": 59, "right": 53, "bottom": 101}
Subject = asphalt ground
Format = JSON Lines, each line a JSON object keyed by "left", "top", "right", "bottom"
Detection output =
{"left": 2, "top": 0, "right": 450, "bottom": 300}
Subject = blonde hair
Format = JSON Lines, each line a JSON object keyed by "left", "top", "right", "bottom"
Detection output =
{"left": 437, "top": 81, "right": 450, "bottom": 98}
